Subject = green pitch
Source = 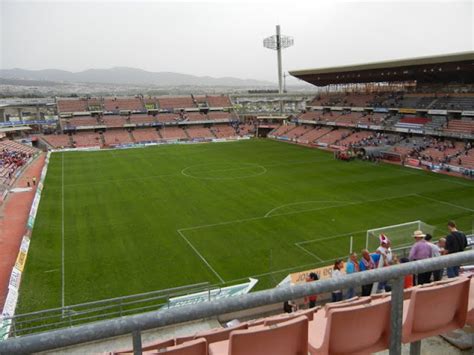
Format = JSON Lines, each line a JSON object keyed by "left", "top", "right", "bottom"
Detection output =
{"left": 18, "top": 139, "right": 474, "bottom": 313}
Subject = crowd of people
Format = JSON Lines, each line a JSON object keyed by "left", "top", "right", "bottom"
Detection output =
{"left": 0, "top": 147, "right": 31, "bottom": 180}
{"left": 298, "top": 221, "right": 469, "bottom": 310}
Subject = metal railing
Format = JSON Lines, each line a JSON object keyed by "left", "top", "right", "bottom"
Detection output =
{"left": 4, "top": 282, "right": 213, "bottom": 338}
{"left": 0, "top": 251, "right": 473, "bottom": 354}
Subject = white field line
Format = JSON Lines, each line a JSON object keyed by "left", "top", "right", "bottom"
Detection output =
{"left": 177, "top": 229, "right": 225, "bottom": 283}
{"left": 57, "top": 157, "right": 327, "bottom": 188}
{"left": 181, "top": 163, "right": 267, "bottom": 180}
{"left": 415, "top": 194, "right": 474, "bottom": 213}
{"left": 295, "top": 229, "right": 368, "bottom": 246}
{"left": 294, "top": 243, "right": 324, "bottom": 262}
{"left": 264, "top": 200, "right": 352, "bottom": 218}
{"left": 177, "top": 194, "right": 416, "bottom": 284}
{"left": 61, "top": 153, "right": 65, "bottom": 309}
{"left": 178, "top": 194, "right": 418, "bottom": 233}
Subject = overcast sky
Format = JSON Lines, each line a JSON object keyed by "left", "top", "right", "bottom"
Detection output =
{"left": 1, "top": 0, "right": 473, "bottom": 82}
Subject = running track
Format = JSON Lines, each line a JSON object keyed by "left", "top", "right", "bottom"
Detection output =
{"left": 0, "top": 154, "right": 45, "bottom": 309}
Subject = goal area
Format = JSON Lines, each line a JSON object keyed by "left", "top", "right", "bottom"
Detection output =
{"left": 365, "top": 220, "right": 436, "bottom": 252}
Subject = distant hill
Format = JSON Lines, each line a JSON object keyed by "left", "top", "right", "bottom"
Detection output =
{"left": 0, "top": 67, "right": 274, "bottom": 87}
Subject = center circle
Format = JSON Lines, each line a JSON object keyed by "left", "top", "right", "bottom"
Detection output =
{"left": 181, "top": 163, "right": 267, "bottom": 180}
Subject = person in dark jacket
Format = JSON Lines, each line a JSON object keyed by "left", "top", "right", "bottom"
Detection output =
{"left": 445, "top": 221, "right": 468, "bottom": 278}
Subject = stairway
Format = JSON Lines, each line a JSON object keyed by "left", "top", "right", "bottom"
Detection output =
{"left": 99, "top": 132, "right": 106, "bottom": 147}
{"left": 183, "top": 127, "right": 191, "bottom": 139}
{"left": 156, "top": 129, "right": 163, "bottom": 139}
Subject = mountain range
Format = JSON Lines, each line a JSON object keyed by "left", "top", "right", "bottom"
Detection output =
{"left": 0, "top": 67, "right": 275, "bottom": 87}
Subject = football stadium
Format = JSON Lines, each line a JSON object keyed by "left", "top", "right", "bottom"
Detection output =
{"left": 1, "top": 1, "right": 474, "bottom": 354}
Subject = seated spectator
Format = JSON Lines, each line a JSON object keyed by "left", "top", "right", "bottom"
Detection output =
{"left": 305, "top": 272, "right": 319, "bottom": 308}
{"left": 331, "top": 259, "right": 344, "bottom": 302}
{"left": 345, "top": 252, "right": 359, "bottom": 299}
{"left": 359, "top": 249, "right": 376, "bottom": 296}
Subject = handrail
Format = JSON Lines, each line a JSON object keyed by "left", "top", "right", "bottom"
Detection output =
{"left": 0, "top": 251, "right": 473, "bottom": 354}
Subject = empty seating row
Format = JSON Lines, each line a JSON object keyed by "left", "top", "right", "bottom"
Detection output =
{"left": 112, "top": 277, "right": 471, "bottom": 355}
{"left": 103, "top": 130, "right": 133, "bottom": 146}
{"left": 0, "top": 140, "right": 38, "bottom": 155}
{"left": 65, "top": 116, "right": 99, "bottom": 127}
{"left": 104, "top": 98, "right": 144, "bottom": 112}
{"left": 212, "top": 125, "right": 237, "bottom": 138}
{"left": 315, "top": 128, "right": 352, "bottom": 145}
{"left": 57, "top": 96, "right": 234, "bottom": 114}
{"left": 444, "top": 119, "right": 474, "bottom": 135}
{"left": 131, "top": 129, "right": 160, "bottom": 143}
{"left": 39, "top": 134, "right": 71, "bottom": 148}
{"left": 186, "top": 126, "right": 215, "bottom": 139}
{"left": 57, "top": 99, "right": 89, "bottom": 113}
{"left": 296, "top": 127, "right": 333, "bottom": 144}
{"left": 337, "top": 130, "right": 374, "bottom": 146}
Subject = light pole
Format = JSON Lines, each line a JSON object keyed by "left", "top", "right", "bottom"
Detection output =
{"left": 263, "top": 25, "right": 294, "bottom": 114}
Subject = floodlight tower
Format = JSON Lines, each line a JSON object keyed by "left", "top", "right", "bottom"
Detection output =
{"left": 263, "top": 25, "right": 294, "bottom": 113}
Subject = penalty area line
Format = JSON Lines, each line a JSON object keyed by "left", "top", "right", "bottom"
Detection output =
{"left": 177, "top": 229, "right": 225, "bottom": 283}
{"left": 294, "top": 243, "right": 324, "bottom": 262}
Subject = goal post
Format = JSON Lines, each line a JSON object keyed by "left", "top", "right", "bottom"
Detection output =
{"left": 365, "top": 220, "right": 436, "bottom": 251}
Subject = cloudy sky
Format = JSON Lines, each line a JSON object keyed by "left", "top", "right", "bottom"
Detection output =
{"left": 0, "top": 0, "right": 472, "bottom": 82}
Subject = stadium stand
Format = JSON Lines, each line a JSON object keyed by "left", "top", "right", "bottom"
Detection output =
{"left": 443, "top": 119, "right": 474, "bottom": 135}
{"left": 157, "top": 113, "right": 181, "bottom": 123}
{"left": 131, "top": 128, "right": 159, "bottom": 143}
{"left": 186, "top": 126, "right": 215, "bottom": 139}
{"left": 103, "top": 130, "right": 134, "bottom": 146}
{"left": 130, "top": 115, "right": 157, "bottom": 124}
{"left": 212, "top": 125, "right": 237, "bottom": 138}
{"left": 0, "top": 140, "right": 38, "bottom": 183}
{"left": 298, "top": 111, "right": 321, "bottom": 121}
{"left": 207, "top": 111, "right": 233, "bottom": 120}
{"left": 235, "top": 123, "right": 255, "bottom": 136}
{"left": 296, "top": 126, "right": 333, "bottom": 144}
{"left": 65, "top": 116, "right": 99, "bottom": 127}
{"left": 337, "top": 130, "right": 374, "bottom": 147}
{"left": 315, "top": 128, "right": 352, "bottom": 146}
{"left": 159, "top": 126, "right": 188, "bottom": 140}
{"left": 158, "top": 96, "right": 196, "bottom": 109}
{"left": 207, "top": 95, "right": 232, "bottom": 107}
{"left": 184, "top": 112, "right": 208, "bottom": 122}
{"left": 103, "top": 115, "right": 128, "bottom": 128}
{"left": 40, "top": 134, "right": 71, "bottom": 148}
{"left": 71, "top": 131, "right": 101, "bottom": 147}
{"left": 270, "top": 125, "right": 292, "bottom": 136}
{"left": 104, "top": 98, "right": 144, "bottom": 112}
{"left": 283, "top": 125, "right": 310, "bottom": 140}
{"left": 57, "top": 99, "right": 88, "bottom": 113}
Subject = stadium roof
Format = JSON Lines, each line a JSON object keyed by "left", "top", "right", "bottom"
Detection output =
{"left": 289, "top": 51, "right": 474, "bottom": 86}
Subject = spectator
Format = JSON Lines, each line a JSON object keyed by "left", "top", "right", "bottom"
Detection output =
{"left": 359, "top": 249, "right": 375, "bottom": 296}
{"left": 345, "top": 252, "right": 359, "bottom": 299}
{"left": 283, "top": 300, "right": 297, "bottom": 314}
{"left": 305, "top": 272, "right": 319, "bottom": 308}
{"left": 425, "top": 234, "right": 442, "bottom": 281}
{"left": 409, "top": 230, "right": 432, "bottom": 285}
{"left": 400, "top": 257, "right": 414, "bottom": 288}
{"left": 331, "top": 259, "right": 344, "bottom": 302}
{"left": 377, "top": 234, "right": 393, "bottom": 266}
{"left": 445, "top": 221, "right": 468, "bottom": 278}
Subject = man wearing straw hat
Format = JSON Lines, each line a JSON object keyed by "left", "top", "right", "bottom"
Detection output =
{"left": 409, "top": 230, "right": 433, "bottom": 285}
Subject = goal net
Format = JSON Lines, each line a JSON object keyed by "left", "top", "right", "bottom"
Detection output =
{"left": 365, "top": 220, "right": 436, "bottom": 252}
